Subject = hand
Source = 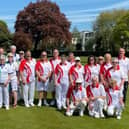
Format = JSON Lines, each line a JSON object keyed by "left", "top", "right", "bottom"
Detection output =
{"left": 4, "top": 81, "right": 9, "bottom": 87}
{"left": 41, "top": 77, "right": 47, "bottom": 83}
{"left": 22, "top": 79, "right": 26, "bottom": 85}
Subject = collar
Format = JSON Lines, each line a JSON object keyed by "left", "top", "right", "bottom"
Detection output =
{"left": 118, "top": 55, "right": 126, "bottom": 60}
{"left": 92, "top": 83, "right": 99, "bottom": 88}
{"left": 75, "top": 64, "right": 81, "bottom": 68}
{"left": 111, "top": 86, "right": 119, "bottom": 91}
{"left": 60, "top": 62, "right": 67, "bottom": 65}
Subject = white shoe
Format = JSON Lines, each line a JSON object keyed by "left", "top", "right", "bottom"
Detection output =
{"left": 66, "top": 111, "right": 72, "bottom": 116}
{"left": 30, "top": 103, "right": 35, "bottom": 107}
{"left": 100, "top": 112, "right": 105, "bottom": 118}
{"left": 5, "top": 106, "right": 9, "bottom": 110}
{"left": 117, "top": 115, "right": 121, "bottom": 120}
{"left": 89, "top": 111, "right": 94, "bottom": 117}
{"left": 37, "top": 100, "right": 42, "bottom": 107}
{"left": 94, "top": 112, "right": 100, "bottom": 118}
{"left": 50, "top": 100, "right": 55, "bottom": 106}
{"left": 44, "top": 100, "right": 49, "bottom": 106}
{"left": 25, "top": 104, "right": 30, "bottom": 108}
{"left": 62, "top": 104, "right": 67, "bottom": 109}
{"left": 79, "top": 110, "right": 84, "bottom": 117}
{"left": 57, "top": 106, "right": 62, "bottom": 110}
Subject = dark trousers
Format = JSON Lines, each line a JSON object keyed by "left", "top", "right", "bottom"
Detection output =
{"left": 123, "top": 81, "right": 128, "bottom": 103}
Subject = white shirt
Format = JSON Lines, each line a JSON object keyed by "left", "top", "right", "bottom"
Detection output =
{"left": 118, "top": 57, "right": 129, "bottom": 81}
{"left": 0, "top": 64, "right": 11, "bottom": 83}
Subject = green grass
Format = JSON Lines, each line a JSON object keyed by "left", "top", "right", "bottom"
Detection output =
{"left": 0, "top": 56, "right": 128, "bottom": 129}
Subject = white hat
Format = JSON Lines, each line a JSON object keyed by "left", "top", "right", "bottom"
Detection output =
{"left": 0, "top": 55, "right": 6, "bottom": 60}
{"left": 75, "top": 57, "right": 80, "bottom": 61}
{"left": 76, "top": 78, "right": 82, "bottom": 84}
{"left": 7, "top": 53, "right": 13, "bottom": 57}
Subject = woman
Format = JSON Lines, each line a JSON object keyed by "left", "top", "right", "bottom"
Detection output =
{"left": 55, "top": 55, "right": 70, "bottom": 110}
{"left": 19, "top": 51, "right": 36, "bottom": 107}
{"left": 84, "top": 55, "right": 100, "bottom": 87}
{"left": 106, "top": 79, "right": 124, "bottom": 119}
{"left": 35, "top": 51, "right": 52, "bottom": 107}
{"left": 0, "top": 55, "right": 11, "bottom": 110}
{"left": 7, "top": 53, "right": 18, "bottom": 108}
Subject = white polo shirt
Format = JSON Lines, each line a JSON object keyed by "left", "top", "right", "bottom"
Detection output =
{"left": 0, "top": 64, "right": 11, "bottom": 83}
{"left": 118, "top": 57, "right": 129, "bottom": 81}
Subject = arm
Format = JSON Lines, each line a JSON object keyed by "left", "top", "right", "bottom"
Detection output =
{"left": 4, "top": 74, "right": 11, "bottom": 87}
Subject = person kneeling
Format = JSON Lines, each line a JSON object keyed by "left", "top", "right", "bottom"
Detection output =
{"left": 106, "top": 79, "right": 124, "bottom": 120}
{"left": 66, "top": 78, "right": 88, "bottom": 117}
{"left": 86, "top": 76, "right": 106, "bottom": 118}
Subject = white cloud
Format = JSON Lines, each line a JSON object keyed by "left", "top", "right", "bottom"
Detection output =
{"left": 0, "top": 15, "right": 16, "bottom": 20}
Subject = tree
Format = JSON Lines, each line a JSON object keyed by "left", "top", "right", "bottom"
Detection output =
{"left": 14, "top": 0, "right": 71, "bottom": 51}
{"left": 113, "top": 11, "right": 129, "bottom": 51}
{"left": 0, "top": 20, "right": 13, "bottom": 50}
{"left": 93, "top": 10, "right": 128, "bottom": 52}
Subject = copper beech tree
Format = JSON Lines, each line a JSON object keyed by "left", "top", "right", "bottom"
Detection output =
{"left": 14, "top": 0, "right": 72, "bottom": 51}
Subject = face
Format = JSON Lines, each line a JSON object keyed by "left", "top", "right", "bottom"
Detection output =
{"left": 0, "top": 59, "right": 5, "bottom": 64}
{"left": 11, "top": 48, "right": 16, "bottom": 53}
{"left": 61, "top": 56, "right": 66, "bottom": 63}
{"left": 0, "top": 48, "right": 4, "bottom": 55}
{"left": 8, "top": 56, "right": 13, "bottom": 62}
{"left": 19, "top": 53, "right": 24, "bottom": 59}
{"left": 26, "top": 51, "right": 31, "bottom": 60}
{"left": 69, "top": 53, "right": 74, "bottom": 60}
{"left": 98, "top": 58, "right": 104, "bottom": 65}
{"left": 105, "top": 54, "right": 111, "bottom": 63}
{"left": 89, "top": 57, "right": 95, "bottom": 65}
{"left": 75, "top": 83, "right": 81, "bottom": 90}
{"left": 53, "top": 49, "right": 59, "bottom": 58}
{"left": 112, "top": 60, "right": 118, "bottom": 67}
{"left": 75, "top": 60, "right": 80, "bottom": 65}
{"left": 92, "top": 77, "right": 98, "bottom": 86}
{"left": 41, "top": 52, "right": 47, "bottom": 60}
{"left": 119, "top": 48, "right": 125, "bottom": 56}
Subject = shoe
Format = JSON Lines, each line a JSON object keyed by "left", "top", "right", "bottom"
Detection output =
{"left": 37, "top": 100, "right": 42, "bottom": 107}
{"left": 30, "top": 103, "right": 35, "bottom": 107}
{"left": 66, "top": 111, "right": 72, "bottom": 116}
{"left": 25, "top": 104, "right": 30, "bottom": 108}
{"left": 79, "top": 110, "right": 84, "bottom": 117}
{"left": 100, "top": 112, "right": 105, "bottom": 118}
{"left": 89, "top": 111, "right": 94, "bottom": 117}
{"left": 57, "top": 106, "right": 62, "bottom": 110}
{"left": 94, "top": 112, "right": 100, "bottom": 118}
{"left": 5, "top": 106, "right": 9, "bottom": 110}
{"left": 117, "top": 115, "right": 121, "bottom": 120}
{"left": 62, "top": 104, "right": 67, "bottom": 109}
{"left": 44, "top": 100, "right": 49, "bottom": 106}
{"left": 50, "top": 100, "right": 55, "bottom": 106}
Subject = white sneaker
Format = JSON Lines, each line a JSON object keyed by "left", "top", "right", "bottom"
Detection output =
{"left": 30, "top": 103, "right": 35, "bottom": 107}
{"left": 37, "top": 100, "right": 42, "bottom": 107}
{"left": 25, "top": 104, "right": 30, "bottom": 108}
{"left": 44, "top": 100, "right": 49, "bottom": 106}
{"left": 79, "top": 110, "right": 84, "bottom": 117}
{"left": 66, "top": 111, "right": 72, "bottom": 116}
{"left": 5, "top": 106, "right": 9, "bottom": 110}
{"left": 94, "top": 112, "right": 100, "bottom": 118}
{"left": 62, "top": 104, "right": 67, "bottom": 109}
{"left": 50, "top": 100, "right": 55, "bottom": 106}
{"left": 89, "top": 111, "right": 94, "bottom": 117}
{"left": 117, "top": 115, "right": 121, "bottom": 120}
{"left": 100, "top": 112, "right": 105, "bottom": 118}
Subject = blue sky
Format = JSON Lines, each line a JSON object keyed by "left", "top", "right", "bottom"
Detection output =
{"left": 0, "top": 0, "right": 129, "bottom": 32}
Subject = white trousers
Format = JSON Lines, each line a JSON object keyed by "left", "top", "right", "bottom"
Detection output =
{"left": 23, "top": 81, "right": 35, "bottom": 105}
{"left": 88, "top": 98, "right": 105, "bottom": 114}
{"left": 0, "top": 85, "right": 9, "bottom": 106}
{"left": 107, "top": 103, "right": 123, "bottom": 116}
{"left": 56, "top": 82, "right": 69, "bottom": 108}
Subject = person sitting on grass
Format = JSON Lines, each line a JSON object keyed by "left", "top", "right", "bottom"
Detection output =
{"left": 66, "top": 78, "right": 88, "bottom": 117}
{"left": 106, "top": 79, "right": 124, "bottom": 120}
{"left": 86, "top": 76, "right": 106, "bottom": 118}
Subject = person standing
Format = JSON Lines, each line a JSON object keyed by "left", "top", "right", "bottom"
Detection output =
{"left": 117, "top": 48, "right": 129, "bottom": 103}
{"left": 0, "top": 55, "right": 11, "bottom": 110}
{"left": 19, "top": 51, "right": 36, "bottom": 107}
{"left": 35, "top": 51, "right": 52, "bottom": 107}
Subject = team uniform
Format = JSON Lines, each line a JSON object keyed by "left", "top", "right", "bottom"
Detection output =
{"left": 86, "top": 83, "right": 106, "bottom": 118}
{"left": 12, "top": 53, "right": 20, "bottom": 62}
{"left": 84, "top": 64, "right": 100, "bottom": 87}
{"left": 67, "top": 60, "right": 75, "bottom": 68}
{"left": 118, "top": 56, "right": 129, "bottom": 102}
{"left": 35, "top": 60, "right": 52, "bottom": 92}
{"left": 55, "top": 62, "right": 70, "bottom": 109}
{"left": 66, "top": 86, "right": 87, "bottom": 116}
{"left": 7, "top": 61, "right": 18, "bottom": 92}
{"left": 106, "top": 66, "right": 125, "bottom": 91}
{"left": 106, "top": 86, "right": 124, "bottom": 119}
{"left": 49, "top": 57, "right": 61, "bottom": 91}
{"left": 0, "top": 64, "right": 11, "bottom": 109}
{"left": 69, "top": 64, "right": 84, "bottom": 86}
{"left": 19, "top": 59, "right": 36, "bottom": 106}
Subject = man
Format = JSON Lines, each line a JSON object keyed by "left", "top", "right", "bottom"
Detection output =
{"left": 100, "top": 53, "right": 112, "bottom": 87}
{"left": 35, "top": 51, "right": 52, "bottom": 107}
{"left": 19, "top": 51, "right": 36, "bottom": 107}
{"left": 86, "top": 76, "right": 106, "bottom": 118}
{"left": 117, "top": 48, "right": 129, "bottom": 103}
{"left": 66, "top": 78, "right": 88, "bottom": 117}
{"left": 0, "top": 48, "right": 5, "bottom": 56}
{"left": 10, "top": 45, "right": 20, "bottom": 62}
{"left": 49, "top": 49, "right": 61, "bottom": 106}
{"left": 67, "top": 52, "right": 75, "bottom": 67}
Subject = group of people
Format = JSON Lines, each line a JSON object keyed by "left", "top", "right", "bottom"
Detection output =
{"left": 0, "top": 46, "right": 128, "bottom": 120}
